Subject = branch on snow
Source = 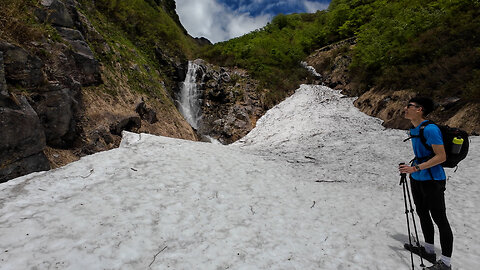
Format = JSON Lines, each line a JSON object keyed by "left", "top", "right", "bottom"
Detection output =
{"left": 315, "top": 180, "right": 347, "bottom": 183}
{"left": 149, "top": 246, "right": 167, "bottom": 268}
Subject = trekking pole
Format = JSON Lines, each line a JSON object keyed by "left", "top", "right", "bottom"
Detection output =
{"left": 399, "top": 163, "right": 415, "bottom": 270}
{"left": 404, "top": 173, "right": 426, "bottom": 268}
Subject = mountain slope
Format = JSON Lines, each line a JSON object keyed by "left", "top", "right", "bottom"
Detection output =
{"left": 0, "top": 0, "right": 202, "bottom": 181}
{"left": 1, "top": 85, "right": 478, "bottom": 269}
{"left": 201, "top": 0, "right": 480, "bottom": 132}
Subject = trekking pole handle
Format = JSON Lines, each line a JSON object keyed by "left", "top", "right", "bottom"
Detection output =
{"left": 399, "top": 162, "right": 407, "bottom": 184}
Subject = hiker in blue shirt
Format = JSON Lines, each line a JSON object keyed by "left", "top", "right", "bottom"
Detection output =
{"left": 399, "top": 97, "right": 453, "bottom": 270}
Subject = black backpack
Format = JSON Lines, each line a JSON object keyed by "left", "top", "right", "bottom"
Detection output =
{"left": 406, "top": 120, "right": 469, "bottom": 168}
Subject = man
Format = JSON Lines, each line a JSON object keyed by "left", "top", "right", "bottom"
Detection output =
{"left": 399, "top": 97, "right": 453, "bottom": 270}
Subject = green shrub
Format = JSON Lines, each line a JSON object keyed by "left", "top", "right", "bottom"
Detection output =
{"left": 352, "top": 0, "right": 480, "bottom": 100}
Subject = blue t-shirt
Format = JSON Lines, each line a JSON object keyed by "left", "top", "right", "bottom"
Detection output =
{"left": 410, "top": 120, "right": 446, "bottom": 181}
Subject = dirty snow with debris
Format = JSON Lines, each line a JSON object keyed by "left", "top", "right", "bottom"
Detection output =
{"left": 1, "top": 85, "right": 478, "bottom": 270}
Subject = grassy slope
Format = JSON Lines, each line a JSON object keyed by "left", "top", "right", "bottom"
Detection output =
{"left": 0, "top": 0, "right": 200, "bottom": 99}
{"left": 76, "top": 0, "right": 199, "bottom": 97}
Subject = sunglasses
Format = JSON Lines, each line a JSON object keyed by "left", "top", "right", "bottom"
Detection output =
{"left": 406, "top": 103, "right": 421, "bottom": 108}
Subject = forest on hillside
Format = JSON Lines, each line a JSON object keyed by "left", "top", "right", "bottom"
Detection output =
{"left": 201, "top": 0, "right": 480, "bottom": 106}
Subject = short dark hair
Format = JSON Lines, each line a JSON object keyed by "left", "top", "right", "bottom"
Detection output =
{"left": 409, "top": 96, "right": 435, "bottom": 116}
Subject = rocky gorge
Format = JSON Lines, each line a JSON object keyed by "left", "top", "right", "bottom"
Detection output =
{"left": 1, "top": 0, "right": 478, "bottom": 182}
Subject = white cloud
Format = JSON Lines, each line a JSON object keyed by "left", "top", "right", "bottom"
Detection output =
{"left": 303, "top": 1, "right": 329, "bottom": 13}
{"left": 225, "top": 13, "right": 271, "bottom": 40}
{"left": 175, "top": 0, "right": 329, "bottom": 43}
{"left": 176, "top": 0, "right": 271, "bottom": 43}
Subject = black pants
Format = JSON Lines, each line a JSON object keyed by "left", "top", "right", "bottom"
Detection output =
{"left": 410, "top": 177, "right": 453, "bottom": 257}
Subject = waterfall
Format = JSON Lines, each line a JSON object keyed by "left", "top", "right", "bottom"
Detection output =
{"left": 178, "top": 61, "right": 222, "bottom": 144}
{"left": 178, "top": 61, "right": 202, "bottom": 130}
{"left": 300, "top": 61, "right": 322, "bottom": 79}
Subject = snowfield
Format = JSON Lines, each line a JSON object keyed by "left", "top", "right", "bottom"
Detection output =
{"left": 1, "top": 85, "right": 478, "bottom": 269}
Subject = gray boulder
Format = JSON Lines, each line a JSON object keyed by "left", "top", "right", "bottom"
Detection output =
{"left": 135, "top": 100, "right": 158, "bottom": 124}
{"left": 36, "top": 0, "right": 74, "bottom": 28}
{"left": 30, "top": 83, "right": 79, "bottom": 148}
{"left": 55, "top": 27, "right": 101, "bottom": 86}
{"left": 0, "top": 153, "right": 50, "bottom": 183}
{"left": 110, "top": 116, "right": 142, "bottom": 136}
{"left": 0, "top": 95, "right": 50, "bottom": 183}
{"left": 0, "top": 42, "right": 46, "bottom": 87}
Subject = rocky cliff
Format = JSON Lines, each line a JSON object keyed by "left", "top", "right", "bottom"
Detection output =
{"left": 306, "top": 38, "right": 480, "bottom": 135}
{"left": 0, "top": 0, "right": 196, "bottom": 182}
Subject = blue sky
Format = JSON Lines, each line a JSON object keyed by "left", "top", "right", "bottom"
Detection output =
{"left": 175, "top": 0, "right": 331, "bottom": 43}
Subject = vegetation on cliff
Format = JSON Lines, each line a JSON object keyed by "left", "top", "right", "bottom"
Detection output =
{"left": 80, "top": 0, "right": 195, "bottom": 57}
{"left": 201, "top": 0, "right": 480, "bottom": 105}
{"left": 75, "top": 0, "right": 201, "bottom": 98}
{"left": 352, "top": 0, "right": 480, "bottom": 101}
{"left": 1, "top": 0, "right": 200, "bottom": 96}
{"left": 0, "top": 0, "right": 45, "bottom": 45}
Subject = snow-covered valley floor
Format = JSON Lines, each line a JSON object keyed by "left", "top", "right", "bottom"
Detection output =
{"left": 1, "top": 85, "right": 478, "bottom": 269}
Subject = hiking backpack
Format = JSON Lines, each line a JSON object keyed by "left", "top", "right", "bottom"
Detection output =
{"left": 407, "top": 120, "right": 469, "bottom": 168}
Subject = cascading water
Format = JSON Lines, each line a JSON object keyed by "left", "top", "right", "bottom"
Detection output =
{"left": 178, "top": 61, "right": 222, "bottom": 144}
{"left": 178, "top": 61, "right": 202, "bottom": 130}
{"left": 300, "top": 61, "right": 322, "bottom": 79}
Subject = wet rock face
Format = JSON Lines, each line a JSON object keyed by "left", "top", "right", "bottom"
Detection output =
{"left": 155, "top": 47, "right": 188, "bottom": 95}
{"left": 189, "top": 59, "right": 265, "bottom": 144}
{"left": 305, "top": 38, "right": 356, "bottom": 93}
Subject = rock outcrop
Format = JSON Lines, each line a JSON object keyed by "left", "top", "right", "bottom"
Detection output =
{"left": 306, "top": 38, "right": 356, "bottom": 93}
{"left": 135, "top": 100, "right": 158, "bottom": 124}
{"left": 0, "top": 42, "right": 47, "bottom": 88}
{"left": 186, "top": 59, "right": 265, "bottom": 144}
{"left": 0, "top": 0, "right": 105, "bottom": 181}
{"left": 0, "top": 0, "right": 104, "bottom": 182}
{"left": 0, "top": 95, "right": 50, "bottom": 182}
